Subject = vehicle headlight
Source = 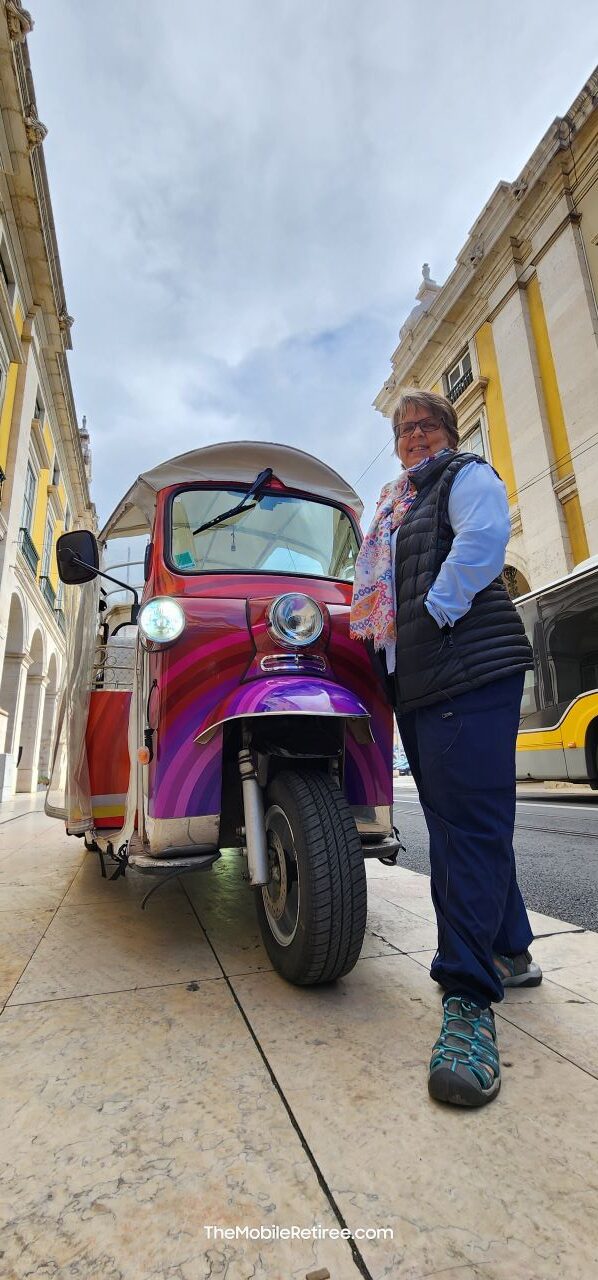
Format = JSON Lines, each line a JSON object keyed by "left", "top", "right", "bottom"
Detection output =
{"left": 138, "top": 598, "right": 185, "bottom": 645}
{"left": 268, "top": 593, "right": 323, "bottom": 647}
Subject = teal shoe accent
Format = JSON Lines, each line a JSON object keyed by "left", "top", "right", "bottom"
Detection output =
{"left": 428, "top": 996, "right": 501, "bottom": 1107}
{"left": 494, "top": 949, "right": 542, "bottom": 988}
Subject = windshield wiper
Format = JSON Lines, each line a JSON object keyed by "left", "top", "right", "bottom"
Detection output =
{"left": 193, "top": 468, "right": 273, "bottom": 536}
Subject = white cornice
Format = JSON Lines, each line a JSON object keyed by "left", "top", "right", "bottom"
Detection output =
{"left": 30, "top": 416, "right": 51, "bottom": 470}
{"left": 454, "top": 376, "right": 488, "bottom": 420}
{"left": 510, "top": 506, "right": 523, "bottom": 537}
{"left": 46, "top": 482, "right": 64, "bottom": 520}
{"left": 553, "top": 473, "right": 578, "bottom": 504}
{"left": 0, "top": 91, "right": 13, "bottom": 173}
{"left": 0, "top": 8, "right": 94, "bottom": 527}
{"left": 0, "top": 286, "right": 22, "bottom": 363}
{"left": 4, "top": 3, "right": 34, "bottom": 44}
{"left": 375, "top": 66, "right": 598, "bottom": 411}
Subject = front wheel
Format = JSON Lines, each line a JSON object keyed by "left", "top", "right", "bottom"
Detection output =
{"left": 255, "top": 769, "right": 367, "bottom": 985}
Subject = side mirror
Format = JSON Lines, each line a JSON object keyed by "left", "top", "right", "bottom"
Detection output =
{"left": 56, "top": 530, "right": 100, "bottom": 584}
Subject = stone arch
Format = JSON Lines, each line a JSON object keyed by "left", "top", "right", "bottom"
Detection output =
{"left": 0, "top": 592, "right": 28, "bottom": 757}
{"left": 504, "top": 542, "right": 530, "bottom": 578}
{"left": 46, "top": 649, "right": 59, "bottom": 689}
{"left": 4, "top": 589, "right": 26, "bottom": 652}
{"left": 38, "top": 650, "right": 60, "bottom": 784}
{"left": 503, "top": 546, "right": 531, "bottom": 601}
{"left": 16, "top": 629, "right": 47, "bottom": 792}
{"left": 29, "top": 627, "right": 45, "bottom": 677}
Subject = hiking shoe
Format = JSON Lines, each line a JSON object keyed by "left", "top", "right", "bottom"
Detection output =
{"left": 494, "top": 949, "right": 542, "bottom": 988}
{"left": 428, "top": 996, "right": 501, "bottom": 1107}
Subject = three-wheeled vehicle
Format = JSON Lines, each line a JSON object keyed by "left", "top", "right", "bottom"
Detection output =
{"left": 47, "top": 442, "right": 397, "bottom": 985}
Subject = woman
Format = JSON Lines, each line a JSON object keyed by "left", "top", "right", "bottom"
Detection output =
{"left": 351, "top": 388, "right": 540, "bottom": 1108}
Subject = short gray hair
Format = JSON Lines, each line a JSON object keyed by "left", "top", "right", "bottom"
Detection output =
{"left": 392, "top": 387, "right": 459, "bottom": 452}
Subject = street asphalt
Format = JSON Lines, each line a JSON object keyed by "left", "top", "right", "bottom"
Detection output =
{"left": 393, "top": 783, "right": 598, "bottom": 931}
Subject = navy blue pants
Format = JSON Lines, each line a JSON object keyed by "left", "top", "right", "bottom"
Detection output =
{"left": 397, "top": 673, "right": 533, "bottom": 1008}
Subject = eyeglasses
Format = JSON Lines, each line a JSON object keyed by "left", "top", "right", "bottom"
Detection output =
{"left": 397, "top": 418, "right": 444, "bottom": 438}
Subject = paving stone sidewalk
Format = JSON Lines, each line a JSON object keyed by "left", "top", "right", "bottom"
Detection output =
{"left": 1, "top": 801, "right": 597, "bottom": 1279}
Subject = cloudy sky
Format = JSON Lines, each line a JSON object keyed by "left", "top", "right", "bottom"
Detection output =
{"left": 31, "top": 1, "right": 598, "bottom": 527}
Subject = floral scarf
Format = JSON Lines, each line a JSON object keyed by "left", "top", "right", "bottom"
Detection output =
{"left": 350, "top": 449, "right": 453, "bottom": 651}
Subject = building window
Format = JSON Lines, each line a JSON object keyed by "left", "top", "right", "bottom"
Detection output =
{"left": 40, "top": 515, "right": 56, "bottom": 609}
{"left": 55, "top": 580, "right": 65, "bottom": 630}
{"left": 19, "top": 460, "right": 40, "bottom": 575}
{"left": 21, "top": 461, "right": 37, "bottom": 533}
{"left": 445, "top": 349, "right": 473, "bottom": 403}
{"left": 460, "top": 420, "right": 486, "bottom": 458}
{"left": 0, "top": 240, "right": 15, "bottom": 302}
{"left": 64, "top": 505, "right": 71, "bottom": 532}
{"left": 52, "top": 459, "right": 60, "bottom": 487}
{"left": 41, "top": 515, "right": 54, "bottom": 578}
{"left": 34, "top": 394, "right": 44, "bottom": 422}
{"left": 40, "top": 543, "right": 56, "bottom": 605}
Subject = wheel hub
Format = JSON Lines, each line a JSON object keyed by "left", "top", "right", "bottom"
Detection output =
{"left": 261, "top": 804, "right": 300, "bottom": 946}
{"left": 263, "top": 831, "right": 288, "bottom": 921}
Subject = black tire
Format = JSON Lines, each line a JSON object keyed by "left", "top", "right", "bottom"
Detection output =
{"left": 255, "top": 769, "right": 367, "bottom": 986}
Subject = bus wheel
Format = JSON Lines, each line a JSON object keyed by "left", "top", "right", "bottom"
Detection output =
{"left": 255, "top": 769, "right": 367, "bottom": 986}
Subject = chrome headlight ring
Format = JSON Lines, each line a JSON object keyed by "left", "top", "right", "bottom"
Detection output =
{"left": 138, "top": 597, "right": 186, "bottom": 647}
{"left": 268, "top": 593, "right": 324, "bottom": 648}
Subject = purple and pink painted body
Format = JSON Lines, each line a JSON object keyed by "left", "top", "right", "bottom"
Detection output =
{"left": 86, "top": 484, "right": 393, "bottom": 832}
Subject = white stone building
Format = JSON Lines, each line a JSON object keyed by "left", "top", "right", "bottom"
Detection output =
{"left": 375, "top": 67, "right": 598, "bottom": 596}
{"left": 0, "top": 2, "right": 94, "bottom": 800}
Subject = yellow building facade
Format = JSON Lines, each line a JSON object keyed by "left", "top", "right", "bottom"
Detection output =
{"left": 375, "top": 66, "right": 598, "bottom": 597}
{"left": 0, "top": 3, "right": 94, "bottom": 799}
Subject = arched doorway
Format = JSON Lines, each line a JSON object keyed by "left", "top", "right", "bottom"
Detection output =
{"left": 16, "top": 629, "right": 46, "bottom": 793}
{"left": 38, "top": 652, "right": 59, "bottom": 786}
{"left": 503, "top": 565, "right": 531, "bottom": 600}
{"left": 0, "top": 593, "right": 26, "bottom": 753}
{"left": 0, "top": 593, "right": 28, "bottom": 800}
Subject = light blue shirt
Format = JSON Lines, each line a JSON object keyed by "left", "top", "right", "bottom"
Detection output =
{"left": 384, "top": 461, "right": 511, "bottom": 675}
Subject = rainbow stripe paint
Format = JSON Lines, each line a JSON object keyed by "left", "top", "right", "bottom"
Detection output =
{"left": 146, "top": 593, "right": 393, "bottom": 820}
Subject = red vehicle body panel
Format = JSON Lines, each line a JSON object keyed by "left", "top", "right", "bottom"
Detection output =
{"left": 86, "top": 690, "right": 131, "bottom": 828}
{"left": 93, "top": 481, "right": 393, "bottom": 827}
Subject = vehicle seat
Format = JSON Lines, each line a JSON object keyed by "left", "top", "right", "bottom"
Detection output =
{"left": 102, "top": 627, "right": 137, "bottom": 690}
{"left": 171, "top": 496, "right": 197, "bottom": 570}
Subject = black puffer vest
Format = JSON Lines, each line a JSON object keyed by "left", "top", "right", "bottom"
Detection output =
{"left": 392, "top": 451, "right": 533, "bottom": 713}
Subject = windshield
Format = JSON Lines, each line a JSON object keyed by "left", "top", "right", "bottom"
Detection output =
{"left": 169, "top": 488, "right": 359, "bottom": 580}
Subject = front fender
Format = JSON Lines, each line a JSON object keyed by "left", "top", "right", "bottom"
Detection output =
{"left": 195, "top": 676, "right": 372, "bottom": 744}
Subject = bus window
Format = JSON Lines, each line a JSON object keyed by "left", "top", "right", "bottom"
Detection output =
{"left": 515, "top": 565, "right": 598, "bottom": 785}
{"left": 539, "top": 578, "right": 598, "bottom": 706}
{"left": 517, "top": 598, "right": 548, "bottom": 715}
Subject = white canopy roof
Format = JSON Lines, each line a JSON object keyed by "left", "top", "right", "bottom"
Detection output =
{"left": 100, "top": 440, "right": 363, "bottom": 541}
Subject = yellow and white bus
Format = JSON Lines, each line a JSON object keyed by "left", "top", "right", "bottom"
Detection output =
{"left": 515, "top": 559, "right": 598, "bottom": 788}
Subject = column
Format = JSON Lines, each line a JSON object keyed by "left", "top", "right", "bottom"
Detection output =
{"left": 16, "top": 671, "right": 48, "bottom": 793}
{"left": 0, "top": 652, "right": 31, "bottom": 800}
{"left": 38, "top": 685, "right": 59, "bottom": 782}
{"left": 535, "top": 221, "right": 598, "bottom": 555}
{"left": 491, "top": 287, "right": 570, "bottom": 585}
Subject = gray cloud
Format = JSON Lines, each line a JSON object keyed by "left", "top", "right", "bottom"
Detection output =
{"left": 31, "top": 0, "right": 598, "bottom": 525}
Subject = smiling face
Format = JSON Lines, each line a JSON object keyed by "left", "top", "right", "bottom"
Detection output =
{"left": 396, "top": 402, "right": 451, "bottom": 468}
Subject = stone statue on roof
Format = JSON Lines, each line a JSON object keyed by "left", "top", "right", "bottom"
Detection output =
{"left": 399, "top": 264, "right": 441, "bottom": 341}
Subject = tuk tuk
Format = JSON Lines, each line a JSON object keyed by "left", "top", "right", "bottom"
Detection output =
{"left": 47, "top": 441, "right": 397, "bottom": 985}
